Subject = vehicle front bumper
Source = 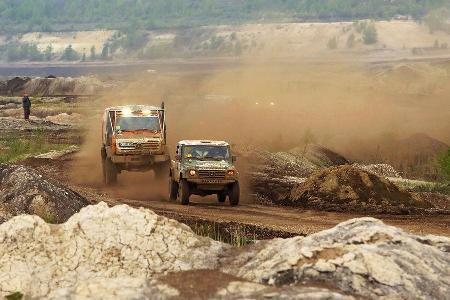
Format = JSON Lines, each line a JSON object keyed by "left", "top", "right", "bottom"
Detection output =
{"left": 111, "top": 154, "right": 170, "bottom": 165}
{"left": 186, "top": 178, "right": 237, "bottom": 190}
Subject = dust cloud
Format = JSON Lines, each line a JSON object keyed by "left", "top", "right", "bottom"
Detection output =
{"left": 70, "top": 59, "right": 450, "bottom": 200}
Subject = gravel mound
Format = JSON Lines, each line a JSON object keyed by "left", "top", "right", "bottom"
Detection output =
{"left": 286, "top": 165, "right": 432, "bottom": 214}
{"left": 352, "top": 163, "right": 401, "bottom": 178}
{"left": 0, "top": 164, "right": 89, "bottom": 224}
{"left": 1, "top": 204, "right": 449, "bottom": 299}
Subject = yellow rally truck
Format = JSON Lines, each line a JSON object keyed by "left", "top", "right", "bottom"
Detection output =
{"left": 101, "top": 104, "right": 170, "bottom": 185}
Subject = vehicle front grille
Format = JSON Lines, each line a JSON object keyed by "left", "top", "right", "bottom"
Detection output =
{"left": 141, "top": 141, "right": 160, "bottom": 151}
{"left": 198, "top": 169, "right": 226, "bottom": 179}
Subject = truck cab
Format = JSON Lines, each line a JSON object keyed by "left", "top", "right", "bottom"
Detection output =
{"left": 101, "top": 103, "right": 170, "bottom": 185}
{"left": 169, "top": 140, "right": 240, "bottom": 206}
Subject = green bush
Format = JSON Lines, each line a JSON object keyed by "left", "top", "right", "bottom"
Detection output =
{"left": 363, "top": 23, "right": 378, "bottom": 45}
{"left": 44, "top": 44, "right": 53, "bottom": 61}
{"left": 60, "top": 44, "right": 80, "bottom": 61}
{"left": 347, "top": 33, "right": 356, "bottom": 48}
{"left": 437, "top": 148, "right": 450, "bottom": 182}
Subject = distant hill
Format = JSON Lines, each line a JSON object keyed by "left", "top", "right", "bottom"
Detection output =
{"left": 0, "top": 0, "right": 448, "bottom": 33}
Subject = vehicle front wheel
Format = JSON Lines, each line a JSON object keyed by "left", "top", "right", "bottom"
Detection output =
{"left": 169, "top": 178, "right": 179, "bottom": 201}
{"left": 103, "top": 158, "right": 117, "bottom": 186}
{"left": 179, "top": 179, "right": 190, "bottom": 205}
{"left": 229, "top": 182, "right": 240, "bottom": 206}
{"left": 217, "top": 191, "right": 227, "bottom": 203}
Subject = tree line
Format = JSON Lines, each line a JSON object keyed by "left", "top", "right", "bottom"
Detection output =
{"left": 0, "top": 0, "right": 449, "bottom": 33}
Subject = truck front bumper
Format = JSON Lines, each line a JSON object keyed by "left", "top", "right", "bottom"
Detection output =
{"left": 111, "top": 154, "right": 170, "bottom": 165}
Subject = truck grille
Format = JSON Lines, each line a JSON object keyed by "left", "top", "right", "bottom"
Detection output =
{"left": 141, "top": 141, "right": 160, "bottom": 151}
{"left": 198, "top": 169, "right": 226, "bottom": 179}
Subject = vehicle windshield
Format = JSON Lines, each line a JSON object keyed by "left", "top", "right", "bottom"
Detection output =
{"left": 183, "top": 145, "right": 230, "bottom": 161}
{"left": 116, "top": 116, "right": 160, "bottom": 132}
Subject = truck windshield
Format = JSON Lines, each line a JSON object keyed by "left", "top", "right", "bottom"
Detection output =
{"left": 183, "top": 145, "right": 230, "bottom": 161}
{"left": 116, "top": 116, "right": 160, "bottom": 132}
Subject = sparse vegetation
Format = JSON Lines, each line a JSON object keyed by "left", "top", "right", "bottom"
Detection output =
{"left": 0, "top": 130, "right": 68, "bottom": 164}
{"left": 424, "top": 8, "right": 450, "bottom": 34}
{"left": 437, "top": 148, "right": 450, "bottom": 182}
{"left": 60, "top": 44, "right": 80, "bottom": 61}
{"left": 4, "top": 42, "right": 45, "bottom": 62}
{"left": 362, "top": 23, "right": 378, "bottom": 45}
{"left": 347, "top": 33, "right": 356, "bottom": 48}
{"left": 191, "top": 222, "right": 256, "bottom": 247}
{"left": 101, "top": 43, "right": 110, "bottom": 60}
{"left": 89, "top": 45, "right": 96, "bottom": 60}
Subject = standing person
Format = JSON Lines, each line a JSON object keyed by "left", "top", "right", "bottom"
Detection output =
{"left": 22, "top": 93, "right": 31, "bottom": 120}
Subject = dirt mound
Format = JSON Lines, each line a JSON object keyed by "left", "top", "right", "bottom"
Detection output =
{"left": 0, "top": 76, "right": 105, "bottom": 96}
{"left": 0, "top": 164, "right": 89, "bottom": 223}
{"left": 247, "top": 144, "right": 349, "bottom": 203}
{"left": 45, "top": 113, "right": 83, "bottom": 125}
{"left": 286, "top": 165, "right": 432, "bottom": 214}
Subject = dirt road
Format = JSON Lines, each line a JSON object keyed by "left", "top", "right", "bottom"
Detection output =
{"left": 23, "top": 155, "right": 450, "bottom": 238}
{"left": 119, "top": 197, "right": 450, "bottom": 237}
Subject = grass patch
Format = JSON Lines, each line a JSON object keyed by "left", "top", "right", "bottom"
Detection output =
{"left": 191, "top": 221, "right": 257, "bottom": 247}
{"left": 0, "top": 129, "right": 69, "bottom": 164}
{"left": 393, "top": 178, "right": 450, "bottom": 196}
{"left": 161, "top": 213, "right": 298, "bottom": 247}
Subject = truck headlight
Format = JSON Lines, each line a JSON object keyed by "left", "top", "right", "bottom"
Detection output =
{"left": 189, "top": 170, "right": 197, "bottom": 176}
{"left": 227, "top": 170, "right": 235, "bottom": 176}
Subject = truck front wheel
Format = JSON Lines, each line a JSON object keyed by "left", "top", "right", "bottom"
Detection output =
{"left": 229, "top": 182, "right": 240, "bottom": 206}
{"left": 169, "top": 178, "right": 179, "bottom": 201}
{"left": 103, "top": 158, "right": 117, "bottom": 186}
{"left": 180, "top": 179, "right": 190, "bottom": 205}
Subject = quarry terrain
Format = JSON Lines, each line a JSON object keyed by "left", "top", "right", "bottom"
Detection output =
{"left": 0, "top": 50, "right": 449, "bottom": 299}
{"left": 2, "top": 20, "right": 450, "bottom": 65}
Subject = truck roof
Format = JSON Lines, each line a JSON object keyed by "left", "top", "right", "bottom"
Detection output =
{"left": 178, "top": 140, "right": 230, "bottom": 146}
{"left": 105, "top": 105, "right": 163, "bottom": 112}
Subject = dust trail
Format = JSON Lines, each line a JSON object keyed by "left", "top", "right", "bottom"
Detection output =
{"left": 70, "top": 60, "right": 450, "bottom": 200}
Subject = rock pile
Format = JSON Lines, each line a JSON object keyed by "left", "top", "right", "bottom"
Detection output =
{"left": 0, "top": 164, "right": 89, "bottom": 223}
{"left": 1, "top": 204, "right": 449, "bottom": 299}
{"left": 286, "top": 165, "right": 432, "bottom": 214}
{"left": 223, "top": 217, "right": 450, "bottom": 300}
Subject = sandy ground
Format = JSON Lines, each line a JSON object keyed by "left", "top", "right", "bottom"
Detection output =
{"left": 19, "top": 30, "right": 117, "bottom": 53}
